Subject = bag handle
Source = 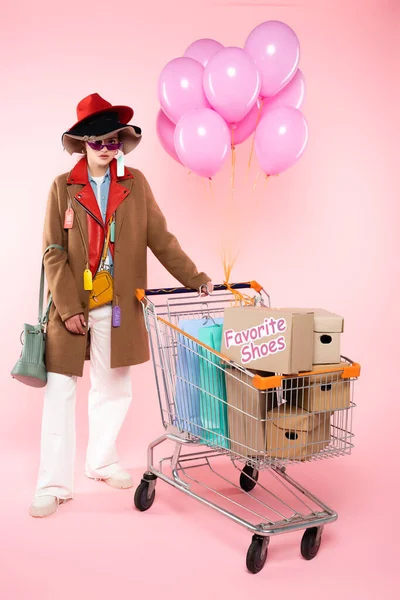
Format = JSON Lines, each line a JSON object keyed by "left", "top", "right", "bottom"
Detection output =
{"left": 39, "top": 244, "right": 65, "bottom": 325}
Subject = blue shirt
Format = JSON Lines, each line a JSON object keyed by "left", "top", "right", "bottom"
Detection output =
{"left": 88, "top": 168, "right": 113, "bottom": 275}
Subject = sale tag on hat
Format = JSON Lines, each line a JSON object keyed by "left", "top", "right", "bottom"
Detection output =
{"left": 64, "top": 208, "right": 74, "bottom": 229}
{"left": 116, "top": 150, "right": 125, "bottom": 177}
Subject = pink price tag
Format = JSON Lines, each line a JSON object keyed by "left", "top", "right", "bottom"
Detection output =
{"left": 112, "top": 305, "right": 121, "bottom": 327}
{"left": 64, "top": 208, "right": 74, "bottom": 229}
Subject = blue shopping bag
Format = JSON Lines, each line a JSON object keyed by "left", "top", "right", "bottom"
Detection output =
{"left": 175, "top": 318, "right": 223, "bottom": 436}
{"left": 198, "top": 324, "right": 230, "bottom": 449}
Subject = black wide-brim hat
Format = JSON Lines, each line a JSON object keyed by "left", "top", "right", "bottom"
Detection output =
{"left": 62, "top": 93, "right": 142, "bottom": 155}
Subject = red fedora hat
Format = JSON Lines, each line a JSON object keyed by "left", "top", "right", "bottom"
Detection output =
{"left": 62, "top": 93, "right": 142, "bottom": 155}
{"left": 69, "top": 93, "right": 134, "bottom": 129}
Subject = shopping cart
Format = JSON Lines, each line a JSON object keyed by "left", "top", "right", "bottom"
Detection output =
{"left": 133, "top": 283, "right": 360, "bottom": 574}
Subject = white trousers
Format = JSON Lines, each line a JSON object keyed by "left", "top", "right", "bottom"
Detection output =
{"left": 34, "top": 305, "right": 132, "bottom": 500}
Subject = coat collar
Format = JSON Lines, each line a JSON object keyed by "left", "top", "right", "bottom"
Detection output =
{"left": 67, "top": 157, "right": 133, "bottom": 226}
{"left": 66, "top": 156, "right": 134, "bottom": 185}
{"left": 88, "top": 165, "right": 111, "bottom": 184}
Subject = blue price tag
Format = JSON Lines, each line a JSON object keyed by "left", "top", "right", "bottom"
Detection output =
{"left": 116, "top": 152, "right": 124, "bottom": 177}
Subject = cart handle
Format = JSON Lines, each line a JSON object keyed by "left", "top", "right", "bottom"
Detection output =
{"left": 136, "top": 280, "right": 264, "bottom": 302}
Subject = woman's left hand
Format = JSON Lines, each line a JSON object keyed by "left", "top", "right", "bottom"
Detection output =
{"left": 200, "top": 281, "right": 214, "bottom": 296}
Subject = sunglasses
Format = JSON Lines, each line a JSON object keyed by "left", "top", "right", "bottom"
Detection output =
{"left": 87, "top": 141, "right": 123, "bottom": 151}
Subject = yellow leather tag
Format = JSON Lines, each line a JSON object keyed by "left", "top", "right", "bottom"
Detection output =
{"left": 84, "top": 269, "right": 93, "bottom": 291}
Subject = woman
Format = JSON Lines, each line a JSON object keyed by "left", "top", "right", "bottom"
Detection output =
{"left": 30, "top": 93, "right": 213, "bottom": 518}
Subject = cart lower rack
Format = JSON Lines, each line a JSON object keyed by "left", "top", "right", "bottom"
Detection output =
{"left": 133, "top": 283, "right": 359, "bottom": 574}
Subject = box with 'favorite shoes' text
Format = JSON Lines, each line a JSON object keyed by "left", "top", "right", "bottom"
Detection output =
{"left": 222, "top": 306, "right": 314, "bottom": 375}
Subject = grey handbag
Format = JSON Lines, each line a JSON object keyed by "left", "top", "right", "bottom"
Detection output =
{"left": 11, "top": 244, "right": 65, "bottom": 387}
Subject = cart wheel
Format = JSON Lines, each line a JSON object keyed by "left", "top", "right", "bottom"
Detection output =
{"left": 240, "top": 464, "right": 259, "bottom": 492}
{"left": 246, "top": 535, "right": 269, "bottom": 574}
{"left": 301, "top": 527, "right": 322, "bottom": 560}
{"left": 134, "top": 480, "right": 156, "bottom": 512}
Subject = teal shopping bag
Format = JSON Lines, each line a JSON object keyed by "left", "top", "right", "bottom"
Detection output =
{"left": 175, "top": 318, "right": 224, "bottom": 436}
{"left": 198, "top": 324, "right": 229, "bottom": 449}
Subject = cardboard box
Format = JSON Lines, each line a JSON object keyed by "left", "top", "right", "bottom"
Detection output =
{"left": 281, "top": 308, "right": 344, "bottom": 365}
{"left": 299, "top": 364, "right": 351, "bottom": 412}
{"left": 281, "top": 377, "right": 305, "bottom": 408}
{"left": 225, "top": 367, "right": 279, "bottom": 456}
{"left": 282, "top": 308, "right": 343, "bottom": 365}
{"left": 222, "top": 306, "right": 314, "bottom": 374}
{"left": 266, "top": 408, "right": 331, "bottom": 460}
{"left": 313, "top": 308, "right": 343, "bottom": 363}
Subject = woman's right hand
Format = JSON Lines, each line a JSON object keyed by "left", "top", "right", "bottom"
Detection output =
{"left": 65, "top": 313, "right": 86, "bottom": 335}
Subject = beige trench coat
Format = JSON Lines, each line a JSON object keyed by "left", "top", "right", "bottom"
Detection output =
{"left": 43, "top": 158, "right": 210, "bottom": 377}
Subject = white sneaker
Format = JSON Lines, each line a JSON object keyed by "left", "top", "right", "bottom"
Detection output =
{"left": 29, "top": 495, "right": 64, "bottom": 518}
{"left": 103, "top": 471, "right": 133, "bottom": 490}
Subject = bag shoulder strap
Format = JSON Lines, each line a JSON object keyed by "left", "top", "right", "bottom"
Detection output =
{"left": 39, "top": 244, "right": 65, "bottom": 324}
{"left": 99, "top": 215, "right": 114, "bottom": 270}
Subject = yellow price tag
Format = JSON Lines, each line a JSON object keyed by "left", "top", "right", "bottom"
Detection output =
{"left": 84, "top": 269, "right": 93, "bottom": 291}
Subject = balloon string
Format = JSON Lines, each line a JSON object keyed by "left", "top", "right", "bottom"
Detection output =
{"left": 208, "top": 178, "right": 214, "bottom": 202}
{"left": 231, "top": 127, "right": 236, "bottom": 203}
{"left": 202, "top": 176, "right": 210, "bottom": 210}
{"left": 222, "top": 246, "right": 254, "bottom": 307}
{"left": 246, "top": 98, "right": 264, "bottom": 181}
{"left": 253, "top": 172, "right": 271, "bottom": 209}
{"left": 252, "top": 170, "right": 261, "bottom": 195}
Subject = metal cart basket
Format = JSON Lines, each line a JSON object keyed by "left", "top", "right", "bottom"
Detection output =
{"left": 133, "top": 283, "right": 360, "bottom": 574}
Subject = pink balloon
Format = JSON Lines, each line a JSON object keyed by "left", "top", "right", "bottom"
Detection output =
{"left": 156, "top": 110, "right": 181, "bottom": 164}
{"left": 158, "top": 57, "right": 210, "bottom": 124}
{"left": 244, "top": 21, "right": 300, "bottom": 97}
{"left": 231, "top": 101, "right": 261, "bottom": 145}
{"left": 184, "top": 38, "right": 224, "bottom": 67}
{"left": 255, "top": 106, "right": 308, "bottom": 176}
{"left": 174, "top": 108, "right": 230, "bottom": 178}
{"left": 203, "top": 47, "right": 261, "bottom": 124}
{"left": 242, "top": 71, "right": 304, "bottom": 137}
{"left": 263, "top": 69, "right": 306, "bottom": 111}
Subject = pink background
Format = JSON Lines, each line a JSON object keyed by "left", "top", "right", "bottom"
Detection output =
{"left": 1, "top": 0, "right": 399, "bottom": 596}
